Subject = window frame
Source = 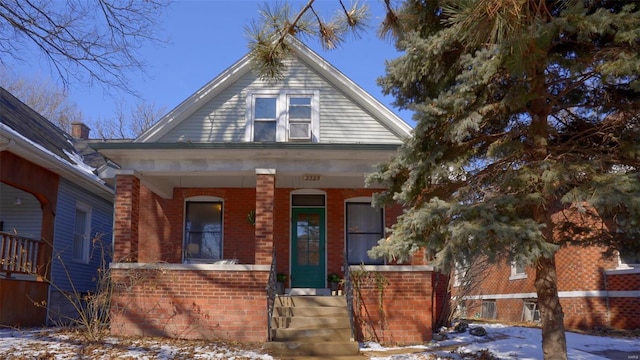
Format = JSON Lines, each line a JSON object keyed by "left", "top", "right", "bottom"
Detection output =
{"left": 72, "top": 202, "right": 92, "bottom": 264}
{"left": 617, "top": 250, "right": 640, "bottom": 269}
{"left": 345, "top": 198, "right": 385, "bottom": 265}
{"left": 245, "top": 89, "right": 319, "bottom": 142}
{"left": 509, "top": 259, "right": 527, "bottom": 280}
{"left": 183, "top": 196, "right": 224, "bottom": 264}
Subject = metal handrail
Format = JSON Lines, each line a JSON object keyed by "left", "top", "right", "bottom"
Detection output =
{"left": 266, "top": 247, "right": 277, "bottom": 341}
{"left": 0, "top": 232, "right": 42, "bottom": 277}
{"left": 343, "top": 252, "right": 355, "bottom": 341}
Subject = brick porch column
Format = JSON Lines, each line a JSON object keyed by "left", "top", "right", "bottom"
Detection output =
{"left": 114, "top": 172, "right": 140, "bottom": 262}
{"left": 255, "top": 168, "right": 275, "bottom": 265}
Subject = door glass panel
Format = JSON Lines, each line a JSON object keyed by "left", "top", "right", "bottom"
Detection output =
{"left": 296, "top": 213, "right": 320, "bottom": 266}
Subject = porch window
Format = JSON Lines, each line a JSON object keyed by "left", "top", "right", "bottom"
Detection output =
{"left": 72, "top": 203, "right": 91, "bottom": 263}
{"left": 245, "top": 90, "right": 319, "bottom": 142}
{"left": 346, "top": 202, "right": 384, "bottom": 265}
{"left": 184, "top": 200, "right": 222, "bottom": 262}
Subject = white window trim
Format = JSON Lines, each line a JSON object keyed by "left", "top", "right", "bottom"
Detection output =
{"left": 244, "top": 89, "right": 319, "bottom": 142}
{"left": 509, "top": 260, "right": 527, "bottom": 280}
{"left": 73, "top": 202, "right": 92, "bottom": 263}
{"left": 183, "top": 196, "right": 224, "bottom": 264}
{"left": 616, "top": 250, "right": 639, "bottom": 269}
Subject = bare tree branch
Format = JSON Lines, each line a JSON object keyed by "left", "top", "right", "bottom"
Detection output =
{"left": 0, "top": 0, "right": 168, "bottom": 94}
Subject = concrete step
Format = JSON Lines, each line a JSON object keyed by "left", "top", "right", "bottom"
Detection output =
{"left": 276, "top": 295, "right": 346, "bottom": 307}
{"left": 267, "top": 295, "right": 357, "bottom": 357}
{"left": 263, "top": 340, "right": 360, "bottom": 357}
{"left": 272, "top": 315, "right": 350, "bottom": 329}
{"left": 274, "top": 305, "right": 348, "bottom": 317}
{"left": 271, "top": 327, "right": 352, "bottom": 342}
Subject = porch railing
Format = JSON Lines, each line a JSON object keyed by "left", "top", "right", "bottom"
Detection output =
{"left": 266, "top": 247, "right": 277, "bottom": 341}
{"left": 0, "top": 232, "right": 42, "bottom": 277}
{"left": 343, "top": 251, "right": 355, "bottom": 341}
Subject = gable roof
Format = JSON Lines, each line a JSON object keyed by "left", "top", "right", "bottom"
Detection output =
{"left": 136, "top": 37, "right": 412, "bottom": 143}
{"left": 0, "top": 87, "right": 113, "bottom": 200}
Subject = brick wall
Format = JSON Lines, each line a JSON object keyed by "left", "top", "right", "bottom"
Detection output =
{"left": 110, "top": 267, "right": 269, "bottom": 341}
{"left": 455, "top": 244, "right": 639, "bottom": 330}
{"left": 352, "top": 268, "right": 434, "bottom": 345}
{"left": 135, "top": 187, "right": 256, "bottom": 263}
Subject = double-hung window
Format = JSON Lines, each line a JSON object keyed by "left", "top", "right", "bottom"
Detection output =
{"left": 246, "top": 90, "right": 319, "bottom": 142}
{"left": 72, "top": 202, "right": 91, "bottom": 263}
{"left": 184, "top": 198, "right": 223, "bottom": 263}
{"left": 346, "top": 201, "right": 384, "bottom": 265}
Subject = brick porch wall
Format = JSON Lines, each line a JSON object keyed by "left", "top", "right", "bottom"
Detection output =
{"left": 110, "top": 265, "right": 269, "bottom": 341}
{"left": 351, "top": 266, "right": 434, "bottom": 345}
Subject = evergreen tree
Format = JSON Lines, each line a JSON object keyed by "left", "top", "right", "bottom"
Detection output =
{"left": 369, "top": 1, "right": 640, "bottom": 359}
{"left": 248, "top": 1, "right": 640, "bottom": 359}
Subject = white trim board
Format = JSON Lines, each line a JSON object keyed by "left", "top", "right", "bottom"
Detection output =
{"left": 462, "top": 290, "right": 640, "bottom": 300}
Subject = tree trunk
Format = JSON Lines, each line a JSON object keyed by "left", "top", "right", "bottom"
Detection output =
{"left": 534, "top": 255, "right": 568, "bottom": 360}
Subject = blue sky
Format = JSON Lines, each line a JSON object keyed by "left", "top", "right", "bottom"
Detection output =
{"left": 13, "top": 0, "right": 414, "bottom": 131}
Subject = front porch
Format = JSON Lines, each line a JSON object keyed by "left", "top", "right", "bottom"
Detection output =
{"left": 109, "top": 165, "right": 442, "bottom": 344}
{"left": 109, "top": 261, "right": 438, "bottom": 344}
{"left": 0, "top": 232, "right": 49, "bottom": 327}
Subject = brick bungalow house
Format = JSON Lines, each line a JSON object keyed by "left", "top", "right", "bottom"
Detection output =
{"left": 93, "top": 38, "right": 446, "bottom": 345}
{"left": 452, "top": 205, "right": 640, "bottom": 331}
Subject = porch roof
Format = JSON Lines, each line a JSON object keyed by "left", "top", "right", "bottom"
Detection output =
{"left": 93, "top": 142, "right": 402, "bottom": 198}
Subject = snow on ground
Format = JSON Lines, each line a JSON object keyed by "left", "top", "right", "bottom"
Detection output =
{"left": 0, "top": 324, "right": 638, "bottom": 359}
{"left": 363, "top": 323, "right": 640, "bottom": 360}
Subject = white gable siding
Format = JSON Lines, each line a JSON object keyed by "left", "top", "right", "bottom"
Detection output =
{"left": 158, "top": 57, "right": 403, "bottom": 144}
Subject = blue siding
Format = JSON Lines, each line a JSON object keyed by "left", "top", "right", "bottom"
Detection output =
{"left": 0, "top": 183, "right": 42, "bottom": 238}
{"left": 51, "top": 179, "right": 113, "bottom": 292}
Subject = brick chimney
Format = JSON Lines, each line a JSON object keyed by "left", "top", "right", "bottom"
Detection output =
{"left": 71, "top": 122, "right": 91, "bottom": 140}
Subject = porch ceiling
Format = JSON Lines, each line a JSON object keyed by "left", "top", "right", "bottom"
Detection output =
{"left": 95, "top": 145, "right": 396, "bottom": 198}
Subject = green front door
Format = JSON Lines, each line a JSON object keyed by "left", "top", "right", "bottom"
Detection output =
{"left": 291, "top": 208, "right": 325, "bottom": 288}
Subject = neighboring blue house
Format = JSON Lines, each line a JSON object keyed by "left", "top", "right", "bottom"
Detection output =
{"left": 0, "top": 87, "right": 114, "bottom": 326}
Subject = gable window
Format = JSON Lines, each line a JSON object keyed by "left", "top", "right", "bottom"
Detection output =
{"left": 184, "top": 198, "right": 223, "bottom": 263}
{"left": 246, "top": 90, "right": 319, "bottom": 142}
{"left": 72, "top": 203, "right": 91, "bottom": 263}
{"left": 253, "top": 97, "right": 277, "bottom": 142}
{"left": 346, "top": 200, "right": 384, "bottom": 265}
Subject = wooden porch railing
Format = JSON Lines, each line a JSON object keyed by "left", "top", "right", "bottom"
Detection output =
{"left": 0, "top": 232, "right": 43, "bottom": 277}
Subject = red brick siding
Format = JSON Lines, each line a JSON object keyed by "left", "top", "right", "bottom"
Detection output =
{"left": 255, "top": 173, "right": 275, "bottom": 265}
{"left": 609, "top": 296, "right": 640, "bottom": 329}
{"left": 110, "top": 268, "right": 268, "bottom": 341}
{"left": 114, "top": 175, "right": 139, "bottom": 262}
{"left": 353, "top": 270, "right": 433, "bottom": 345}
{"left": 455, "top": 245, "right": 639, "bottom": 330}
{"left": 272, "top": 188, "right": 290, "bottom": 282}
{"left": 431, "top": 272, "right": 451, "bottom": 326}
{"left": 132, "top": 186, "right": 257, "bottom": 263}
{"left": 608, "top": 273, "right": 640, "bottom": 291}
